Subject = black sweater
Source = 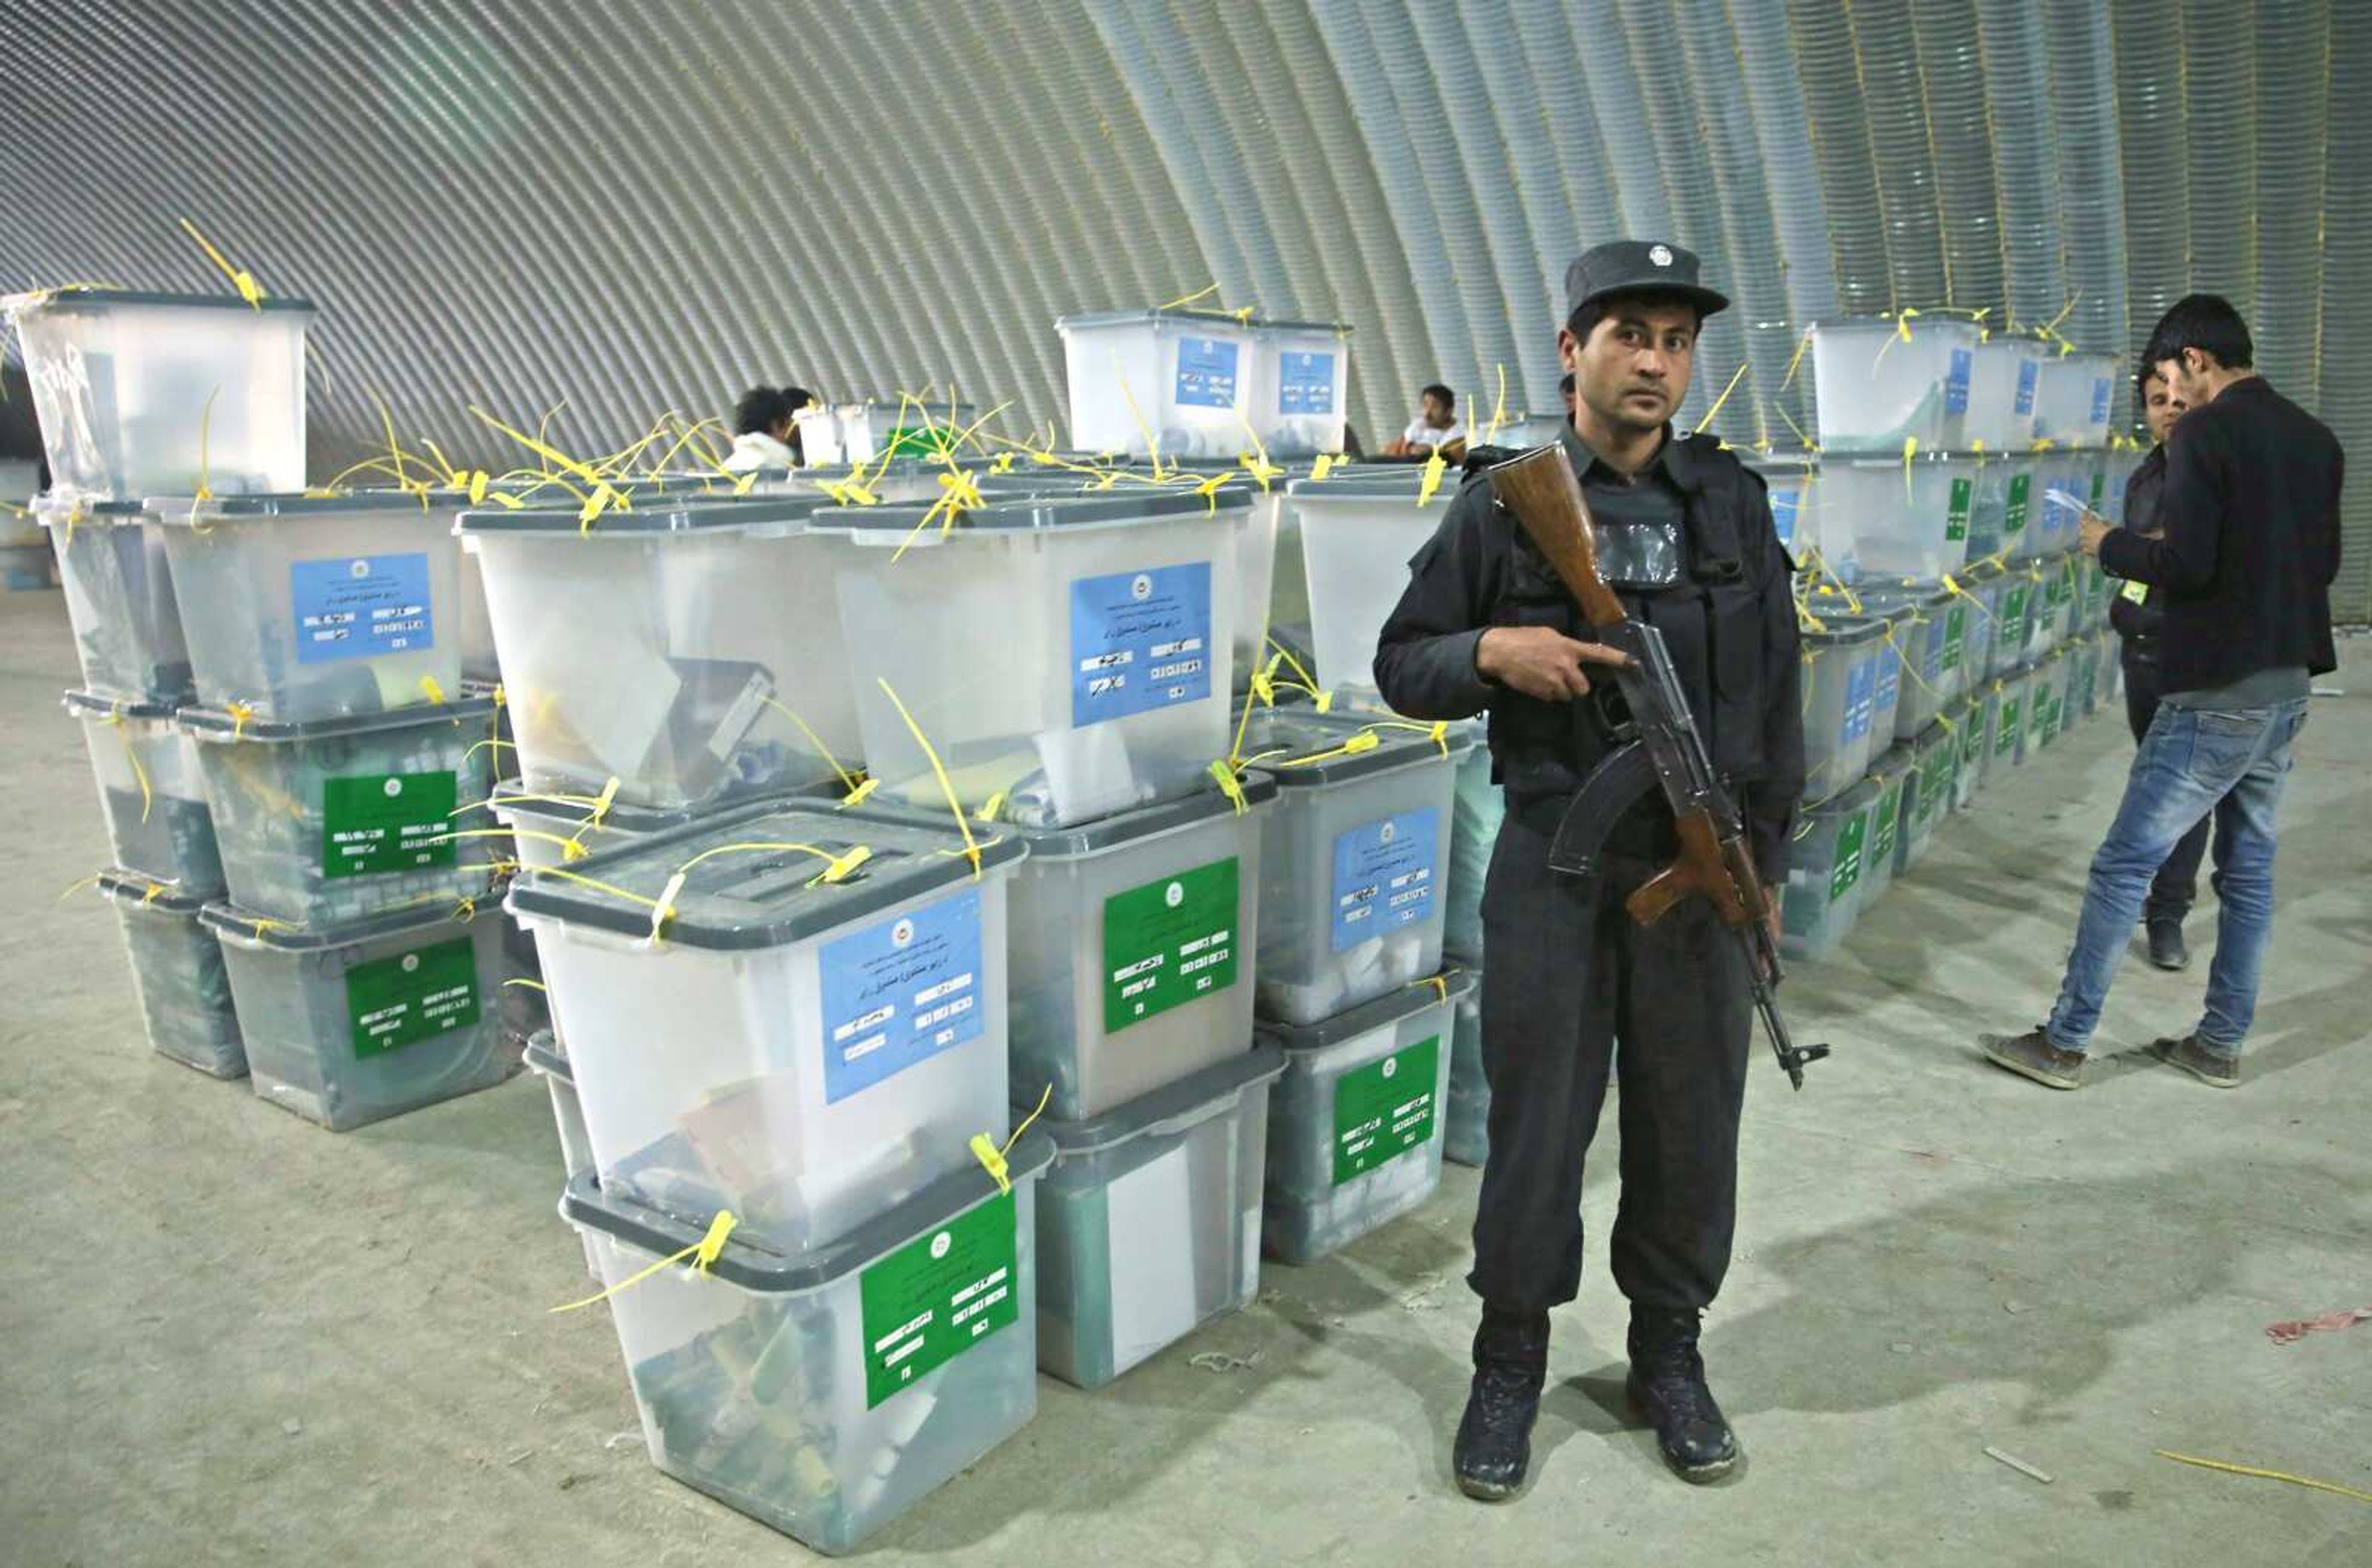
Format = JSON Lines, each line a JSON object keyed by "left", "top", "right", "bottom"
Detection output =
{"left": 2097, "top": 378, "right": 2343, "bottom": 693}
{"left": 2107, "top": 444, "right": 2168, "bottom": 658}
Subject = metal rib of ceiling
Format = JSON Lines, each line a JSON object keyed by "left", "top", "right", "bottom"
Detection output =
{"left": 0, "top": 0, "right": 2362, "bottom": 617}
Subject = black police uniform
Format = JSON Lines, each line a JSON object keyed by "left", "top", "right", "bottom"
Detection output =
{"left": 1373, "top": 419, "right": 1804, "bottom": 1317}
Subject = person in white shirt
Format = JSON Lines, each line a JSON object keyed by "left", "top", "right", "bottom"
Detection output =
{"left": 1390, "top": 383, "right": 1466, "bottom": 461}
{"left": 723, "top": 385, "right": 812, "bottom": 471}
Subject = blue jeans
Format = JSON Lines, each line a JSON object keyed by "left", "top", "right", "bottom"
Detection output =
{"left": 2045, "top": 699, "right": 2310, "bottom": 1057}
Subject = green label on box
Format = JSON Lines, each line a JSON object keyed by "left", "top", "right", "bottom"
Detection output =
{"left": 859, "top": 1190, "right": 1017, "bottom": 1410}
{"left": 1941, "top": 605, "right": 1967, "bottom": 673}
{"left": 321, "top": 771, "right": 458, "bottom": 880}
{"left": 347, "top": 936, "right": 480, "bottom": 1059}
{"left": 2030, "top": 689, "right": 2054, "bottom": 744}
{"left": 1946, "top": 477, "right": 1972, "bottom": 542}
{"left": 1961, "top": 716, "right": 1987, "bottom": 769}
{"left": 2089, "top": 472, "right": 2106, "bottom": 509}
{"left": 1996, "top": 696, "right": 2023, "bottom": 756}
{"left": 1870, "top": 781, "right": 1903, "bottom": 864}
{"left": 1829, "top": 810, "right": 1868, "bottom": 901}
{"left": 1334, "top": 1034, "right": 1439, "bottom": 1185}
{"left": 2004, "top": 474, "right": 2031, "bottom": 535}
{"left": 1101, "top": 857, "right": 1239, "bottom": 1034}
{"left": 2001, "top": 582, "right": 2030, "bottom": 627}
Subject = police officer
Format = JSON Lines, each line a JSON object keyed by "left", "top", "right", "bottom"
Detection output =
{"left": 1374, "top": 241, "right": 1804, "bottom": 1500}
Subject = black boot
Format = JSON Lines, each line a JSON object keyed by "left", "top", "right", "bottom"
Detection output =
{"left": 2146, "top": 916, "right": 2189, "bottom": 971}
{"left": 1453, "top": 1305, "right": 1549, "bottom": 1501}
{"left": 1626, "top": 1308, "right": 1739, "bottom": 1483}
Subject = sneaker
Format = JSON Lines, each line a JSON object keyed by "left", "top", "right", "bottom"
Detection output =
{"left": 1453, "top": 1306, "right": 1549, "bottom": 1501}
{"left": 2150, "top": 1034, "right": 2240, "bottom": 1088}
{"left": 1980, "top": 1029, "right": 2085, "bottom": 1091}
{"left": 2146, "top": 918, "right": 2190, "bottom": 971}
{"left": 1626, "top": 1309, "right": 1739, "bottom": 1483}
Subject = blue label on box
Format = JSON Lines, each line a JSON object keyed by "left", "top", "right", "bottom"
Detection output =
{"left": 1331, "top": 808, "right": 1441, "bottom": 953}
{"left": 818, "top": 889, "right": 985, "bottom": 1106}
{"left": 1277, "top": 350, "right": 1336, "bottom": 416}
{"left": 2015, "top": 359, "right": 2039, "bottom": 415}
{"left": 2089, "top": 377, "right": 2113, "bottom": 426}
{"left": 1874, "top": 644, "right": 1901, "bottom": 715}
{"left": 1945, "top": 348, "right": 1972, "bottom": 414}
{"left": 1768, "top": 486, "right": 1799, "bottom": 547}
{"left": 1843, "top": 656, "right": 1876, "bottom": 743}
{"left": 1070, "top": 563, "right": 1213, "bottom": 728}
{"left": 290, "top": 553, "right": 435, "bottom": 665}
{"left": 1174, "top": 336, "right": 1239, "bottom": 409}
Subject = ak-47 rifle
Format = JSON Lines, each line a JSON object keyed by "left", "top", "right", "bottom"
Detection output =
{"left": 1487, "top": 442, "right": 1828, "bottom": 1089}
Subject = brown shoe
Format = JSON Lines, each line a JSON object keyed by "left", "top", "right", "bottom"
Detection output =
{"left": 1980, "top": 1029, "right": 2085, "bottom": 1090}
{"left": 2150, "top": 1035, "right": 2240, "bottom": 1088}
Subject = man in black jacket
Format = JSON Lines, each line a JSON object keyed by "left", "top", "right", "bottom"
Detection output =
{"left": 1374, "top": 241, "right": 1802, "bottom": 1501}
{"left": 1983, "top": 295, "right": 2342, "bottom": 1092}
{"left": 2109, "top": 363, "right": 2214, "bottom": 971}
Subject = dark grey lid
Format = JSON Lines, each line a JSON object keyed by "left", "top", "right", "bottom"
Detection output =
{"left": 524, "top": 1031, "right": 568, "bottom": 1084}
{"left": 1866, "top": 743, "right": 1916, "bottom": 778}
{"left": 145, "top": 491, "right": 453, "bottom": 525}
{"left": 179, "top": 695, "right": 497, "bottom": 744}
{"left": 6, "top": 286, "right": 317, "bottom": 315}
{"left": 32, "top": 495, "right": 147, "bottom": 521}
{"left": 850, "top": 775, "right": 1278, "bottom": 857}
{"left": 810, "top": 486, "right": 1248, "bottom": 534}
{"left": 200, "top": 895, "right": 490, "bottom": 951}
{"left": 559, "top": 1130, "right": 1055, "bottom": 1289}
{"left": 1256, "top": 968, "right": 1477, "bottom": 1051}
{"left": 64, "top": 688, "right": 179, "bottom": 722}
{"left": 1285, "top": 470, "right": 1437, "bottom": 499}
{"left": 1802, "top": 616, "right": 1885, "bottom": 648}
{"left": 95, "top": 868, "right": 209, "bottom": 915}
{"left": 507, "top": 800, "right": 1025, "bottom": 950}
{"left": 455, "top": 493, "right": 828, "bottom": 535}
{"left": 1806, "top": 778, "right": 1880, "bottom": 817}
{"left": 489, "top": 776, "right": 844, "bottom": 837}
{"left": 1237, "top": 709, "right": 1474, "bottom": 787}
{"left": 1032, "top": 1043, "right": 1285, "bottom": 1157}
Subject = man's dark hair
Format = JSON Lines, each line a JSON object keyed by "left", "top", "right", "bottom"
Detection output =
{"left": 1420, "top": 383, "right": 1455, "bottom": 408}
{"left": 2143, "top": 294, "right": 2253, "bottom": 373}
{"left": 734, "top": 385, "right": 800, "bottom": 436}
{"left": 1558, "top": 371, "right": 1576, "bottom": 394}
{"left": 1565, "top": 288, "right": 1705, "bottom": 349}
{"left": 2133, "top": 357, "right": 2164, "bottom": 409}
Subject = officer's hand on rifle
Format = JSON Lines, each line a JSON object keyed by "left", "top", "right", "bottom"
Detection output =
{"left": 1476, "top": 626, "right": 1631, "bottom": 701}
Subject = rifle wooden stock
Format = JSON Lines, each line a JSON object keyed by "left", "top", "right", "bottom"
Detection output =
{"left": 1487, "top": 445, "right": 1630, "bottom": 629}
{"left": 1624, "top": 809, "right": 1754, "bottom": 928}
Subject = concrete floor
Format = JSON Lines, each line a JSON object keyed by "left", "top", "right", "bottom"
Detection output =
{"left": 4, "top": 583, "right": 2368, "bottom": 1568}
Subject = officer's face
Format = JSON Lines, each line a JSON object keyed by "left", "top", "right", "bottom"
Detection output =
{"left": 2140, "top": 371, "right": 2188, "bottom": 445}
{"left": 1561, "top": 301, "right": 1697, "bottom": 434}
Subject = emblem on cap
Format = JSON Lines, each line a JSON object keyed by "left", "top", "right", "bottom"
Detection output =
{"left": 1649, "top": 245, "right": 1673, "bottom": 267}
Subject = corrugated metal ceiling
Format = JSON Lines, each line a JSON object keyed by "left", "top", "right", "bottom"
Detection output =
{"left": 1, "top": 0, "right": 2362, "bottom": 615}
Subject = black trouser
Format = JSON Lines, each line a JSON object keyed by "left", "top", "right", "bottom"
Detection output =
{"left": 2122, "top": 652, "right": 2217, "bottom": 924}
{"left": 1469, "top": 803, "right": 1751, "bottom": 1315}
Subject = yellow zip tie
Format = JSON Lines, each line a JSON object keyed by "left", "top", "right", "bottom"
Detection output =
{"left": 1417, "top": 449, "right": 1449, "bottom": 507}
{"left": 1311, "top": 453, "right": 1339, "bottom": 482}
{"left": 1266, "top": 639, "right": 1321, "bottom": 694}
{"left": 469, "top": 405, "right": 600, "bottom": 485}
{"left": 552, "top": 1209, "right": 738, "bottom": 1314}
{"left": 1880, "top": 626, "right": 1945, "bottom": 702}
{"left": 2043, "top": 294, "right": 2081, "bottom": 335}
{"left": 976, "top": 792, "right": 1006, "bottom": 823}
{"left": 1226, "top": 671, "right": 1263, "bottom": 769}
{"left": 57, "top": 873, "right": 103, "bottom": 900}
{"left": 670, "top": 839, "right": 870, "bottom": 886}
{"left": 1414, "top": 974, "right": 1449, "bottom": 1002}
{"left": 178, "top": 217, "right": 263, "bottom": 307}
{"left": 838, "top": 776, "right": 880, "bottom": 810}
{"left": 99, "top": 707, "right": 154, "bottom": 823}
{"left": 1208, "top": 758, "right": 1249, "bottom": 813}
{"left": 2153, "top": 1451, "right": 2372, "bottom": 1506}
{"left": 187, "top": 384, "right": 224, "bottom": 530}
{"left": 1902, "top": 435, "right": 1920, "bottom": 508}
{"left": 1484, "top": 363, "right": 1508, "bottom": 447}
{"left": 1361, "top": 718, "right": 1452, "bottom": 757}
{"left": 502, "top": 976, "right": 548, "bottom": 992}
{"left": 1780, "top": 325, "right": 1815, "bottom": 392}
{"left": 990, "top": 451, "right": 1017, "bottom": 474}
{"left": 1696, "top": 359, "right": 1752, "bottom": 432}
{"left": 225, "top": 701, "right": 255, "bottom": 739}
{"left": 756, "top": 697, "right": 859, "bottom": 796}
{"left": 970, "top": 1084, "right": 1054, "bottom": 1195}
{"left": 1281, "top": 730, "right": 1381, "bottom": 768}
{"left": 1192, "top": 470, "right": 1237, "bottom": 514}
{"left": 878, "top": 678, "right": 985, "bottom": 877}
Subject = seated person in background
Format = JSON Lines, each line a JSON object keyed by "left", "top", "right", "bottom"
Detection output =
{"left": 724, "top": 385, "right": 807, "bottom": 471}
{"left": 1560, "top": 370, "right": 1577, "bottom": 426}
{"left": 1386, "top": 383, "right": 1466, "bottom": 462}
